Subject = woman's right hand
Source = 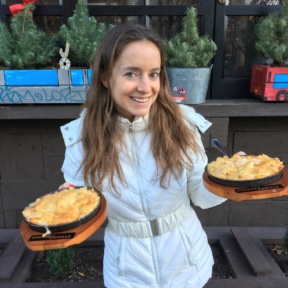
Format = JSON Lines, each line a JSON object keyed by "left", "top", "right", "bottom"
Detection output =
{"left": 58, "top": 182, "right": 75, "bottom": 189}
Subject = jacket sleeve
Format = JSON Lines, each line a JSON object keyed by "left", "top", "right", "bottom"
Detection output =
{"left": 60, "top": 114, "right": 86, "bottom": 186}
{"left": 179, "top": 105, "right": 227, "bottom": 209}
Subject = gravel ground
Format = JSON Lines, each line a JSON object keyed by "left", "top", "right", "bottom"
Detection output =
{"left": 28, "top": 244, "right": 232, "bottom": 283}
{"left": 211, "top": 244, "right": 233, "bottom": 279}
{"left": 29, "top": 247, "right": 104, "bottom": 282}
{"left": 268, "top": 245, "right": 288, "bottom": 278}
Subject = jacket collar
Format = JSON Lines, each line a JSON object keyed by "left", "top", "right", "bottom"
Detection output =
{"left": 118, "top": 113, "right": 149, "bottom": 133}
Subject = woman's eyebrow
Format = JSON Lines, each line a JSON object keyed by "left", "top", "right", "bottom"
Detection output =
{"left": 123, "top": 66, "right": 161, "bottom": 71}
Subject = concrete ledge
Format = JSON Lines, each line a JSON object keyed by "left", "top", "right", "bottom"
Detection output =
{"left": 231, "top": 228, "right": 273, "bottom": 276}
{"left": 0, "top": 236, "right": 26, "bottom": 280}
{"left": 1, "top": 99, "right": 288, "bottom": 119}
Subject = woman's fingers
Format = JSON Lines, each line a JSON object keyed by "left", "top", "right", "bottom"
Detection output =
{"left": 58, "top": 183, "right": 75, "bottom": 189}
{"left": 235, "top": 151, "right": 246, "bottom": 156}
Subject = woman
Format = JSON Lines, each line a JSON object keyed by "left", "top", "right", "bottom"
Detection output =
{"left": 60, "top": 22, "right": 227, "bottom": 288}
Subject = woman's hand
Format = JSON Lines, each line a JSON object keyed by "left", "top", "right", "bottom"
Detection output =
{"left": 234, "top": 151, "right": 246, "bottom": 156}
{"left": 58, "top": 182, "right": 75, "bottom": 189}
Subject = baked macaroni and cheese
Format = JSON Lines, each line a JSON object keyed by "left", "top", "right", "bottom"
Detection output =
{"left": 207, "top": 154, "right": 284, "bottom": 181}
{"left": 22, "top": 186, "right": 101, "bottom": 227}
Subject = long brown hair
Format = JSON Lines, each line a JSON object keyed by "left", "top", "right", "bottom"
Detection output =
{"left": 82, "top": 22, "right": 203, "bottom": 192}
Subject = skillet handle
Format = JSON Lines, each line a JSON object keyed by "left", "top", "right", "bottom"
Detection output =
{"left": 211, "top": 138, "right": 230, "bottom": 157}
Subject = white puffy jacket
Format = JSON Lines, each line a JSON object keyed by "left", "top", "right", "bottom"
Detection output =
{"left": 60, "top": 105, "right": 227, "bottom": 288}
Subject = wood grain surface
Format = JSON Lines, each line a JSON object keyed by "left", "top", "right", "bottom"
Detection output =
{"left": 203, "top": 169, "right": 288, "bottom": 201}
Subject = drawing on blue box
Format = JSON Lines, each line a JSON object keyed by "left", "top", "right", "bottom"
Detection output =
{"left": 0, "top": 87, "right": 86, "bottom": 104}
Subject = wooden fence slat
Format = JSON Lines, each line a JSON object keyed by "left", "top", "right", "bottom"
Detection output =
{"left": 0, "top": 184, "right": 5, "bottom": 228}
{"left": 209, "top": 117, "right": 229, "bottom": 147}
{"left": 0, "top": 134, "right": 43, "bottom": 180}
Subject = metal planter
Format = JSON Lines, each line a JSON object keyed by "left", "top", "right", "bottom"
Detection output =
{"left": 167, "top": 65, "right": 212, "bottom": 104}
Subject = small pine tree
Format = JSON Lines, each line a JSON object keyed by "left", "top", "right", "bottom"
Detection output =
{"left": 46, "top": 248, "right": 75, "bottom": 278}
{"left": 255, "top": 0, "right": 288, "bottom": 67}
{"left": 166, "top": 6, "right": 217, "bottom": 68}
{"left": 58, "top": 0, "right": 114, "bottom": 68}
{"left": 0, "top": 4, "right": 58, "bottom": 69}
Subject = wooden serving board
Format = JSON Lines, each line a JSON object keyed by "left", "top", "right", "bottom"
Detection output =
{"left": 203, "top": 169, "right": 288, "bottom": 201}
{"left": 20, "top": 197, "right": 107, "bottom": 251}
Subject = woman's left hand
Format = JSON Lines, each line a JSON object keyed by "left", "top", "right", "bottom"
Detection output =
{"left": 58, "top": 182, "right": 75, "bottom": 189}
{"left": 234, "top": 151, "right": 246, "bottom": 156}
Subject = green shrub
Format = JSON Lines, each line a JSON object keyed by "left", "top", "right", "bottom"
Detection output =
{"left": 58, "top": 0, "right": 114, "bottom": 68}
{"left": 166, "top": 6, "right": 217, "bottom": 68}
{"left": 46, "top": 248, "right": 75, "bottom": 278}
{"left": 0, "top": 4, "right": 58, "bottom": 69}
{"left": 255, "top": 0, "right": 288, "bottom": 67}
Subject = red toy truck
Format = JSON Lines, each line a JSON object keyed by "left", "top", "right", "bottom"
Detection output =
{"left": 250, "top": 65, "right": 288, "bottom": 101}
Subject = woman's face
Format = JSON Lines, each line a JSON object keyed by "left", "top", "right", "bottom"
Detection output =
{"left": 107, "top": 40, "right": 161, "bottom": 122}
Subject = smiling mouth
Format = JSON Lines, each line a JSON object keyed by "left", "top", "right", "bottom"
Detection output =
{"left": 131, "top": 97, "right": 149, "bottom": 103}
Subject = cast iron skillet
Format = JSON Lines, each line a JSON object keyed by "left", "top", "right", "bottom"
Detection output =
{"left": 205, "top": 165, "right": 285, "bottom": 188}
{"left": 23, "top": 186, "right": 102, "bottom": 233}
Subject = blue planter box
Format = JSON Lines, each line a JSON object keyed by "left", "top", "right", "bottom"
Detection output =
{"left": 0, "top": 69, "right": 92, "bottom": 104}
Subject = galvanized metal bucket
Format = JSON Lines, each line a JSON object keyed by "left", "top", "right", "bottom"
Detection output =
{"left": 167, "top": 65, "right": 213, "bottom": 104}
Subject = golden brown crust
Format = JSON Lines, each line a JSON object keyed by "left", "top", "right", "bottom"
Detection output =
{"left": 22, "top": 187, "right": 100, "bottom": 226}
{"left": 207, "top": 154, "right": 284, "bottom": 180}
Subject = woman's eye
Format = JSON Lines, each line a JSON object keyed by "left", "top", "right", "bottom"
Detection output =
{"left": 125, "top": 72, "right": 136, "bottom": 78}
{"left": 151, "top": 72, "right": 160, "bottom": 78}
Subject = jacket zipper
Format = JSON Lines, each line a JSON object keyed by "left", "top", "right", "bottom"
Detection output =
{"left": 128, "top": 122, "right": 149, "bottom": 217}
{"left": 128, "top": 122, "right": 161, "bottom": 287}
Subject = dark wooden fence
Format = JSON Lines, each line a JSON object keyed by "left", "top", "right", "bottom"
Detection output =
{"left": 1, "top": 101, "right": 288, "bottom": 229}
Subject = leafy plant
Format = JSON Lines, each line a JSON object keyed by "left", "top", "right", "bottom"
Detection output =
{"left": 166, "top": 6, "right": 217, "bottom": 68}
{"left": 255, "top": 0, "right": 288, "bottom": 67}
{"left": 0, "top": 4, "right": 58, "bottom": 69}
{"left": 58, "top": 0, "right": 114, "bottom": 68}
{"left": 46, "top": 248, "right": 75, "bottom": 278}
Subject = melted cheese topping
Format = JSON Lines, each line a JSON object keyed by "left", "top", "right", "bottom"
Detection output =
{"left": 42, "top": 227, "right": 51, "bottom": 237}
{"left": 23, "top": 187, "right": 101, "bottom": 226}
{"left": 207, "top": 154, "right": 284, "bottom": 180}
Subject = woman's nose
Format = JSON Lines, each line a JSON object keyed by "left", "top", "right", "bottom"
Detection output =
{"left": 137, "top": 76, "right": 151, "bottom": 93}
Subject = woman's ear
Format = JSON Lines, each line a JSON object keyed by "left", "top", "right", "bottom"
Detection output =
{"left": 101, "top": 76, "right": 108, "bottom": 88}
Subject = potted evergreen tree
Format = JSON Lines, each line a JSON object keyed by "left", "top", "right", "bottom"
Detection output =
{"left": 56, "top": 0, "right": 114, "bottom": 103}
{"left": 250, "top": 0, "right": 288, "bottom": 101}
{"left": 0, "top": 2, "right": 63, "bottom": 104}
{"left": 0, "top": 0, "right": 112, "bottom": 104}
{"left": 58, "top": 0, "right": 114, "bottom": 69}
{"left": 0, "top": 3, "right": 58, "bottom": 70}
{"left": 166, "top": 6, "right": 217, "bottom": 104}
